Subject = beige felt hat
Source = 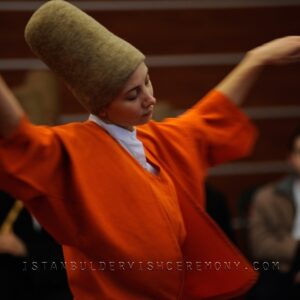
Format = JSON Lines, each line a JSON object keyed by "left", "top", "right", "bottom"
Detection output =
{"left": 25, "top": 0, "right": 145, "bottom": 114}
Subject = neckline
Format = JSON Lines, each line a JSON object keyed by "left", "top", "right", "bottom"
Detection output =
{"left": 86, "top": 120, "right": 162, "bottom": 180}
{"left": 88, "top": 114, "right": 137, "bottom": 142}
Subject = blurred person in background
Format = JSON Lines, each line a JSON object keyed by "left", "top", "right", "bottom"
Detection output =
{"left": 0, "top": 191, "right": 31, "bottom": 299}
{"left": 247, "top": 128, "right": 300, "bottom": 299}
{"left": 0, "top": 190, "right": 72, "bottom": 300}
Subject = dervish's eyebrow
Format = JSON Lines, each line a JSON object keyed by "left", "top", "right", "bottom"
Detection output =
{"left": 125, "top": 70, "right": 149, "bottom": 94}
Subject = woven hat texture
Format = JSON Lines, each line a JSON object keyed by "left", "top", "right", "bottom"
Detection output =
{"left": 25, "top": 0, "right": 145, "bottom": 113}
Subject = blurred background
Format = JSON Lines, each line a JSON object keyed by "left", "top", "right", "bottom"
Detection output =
{"left": 1, "top": 0, "right": 300, "bottom": 299}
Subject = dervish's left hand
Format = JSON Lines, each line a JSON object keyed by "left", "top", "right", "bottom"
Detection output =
{"left": 0, "top": 231, "right": 28, "bottom": 257}
{"left": 249, "top": 36, "right": 300, "bottom": 66}
{"left": 215, "top": 36, "right": 300, "bottom": 106}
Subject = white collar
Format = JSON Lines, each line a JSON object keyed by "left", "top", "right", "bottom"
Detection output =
{"left": 88, "top": 114, "right": 136, "bottom": 143}
{"left": 88, "top": 114, "right": 157, "bottom": 174}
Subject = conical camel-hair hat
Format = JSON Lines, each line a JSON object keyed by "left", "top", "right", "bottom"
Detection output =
{"left": 25, "top": 0, "right": 145, "bottom": 114}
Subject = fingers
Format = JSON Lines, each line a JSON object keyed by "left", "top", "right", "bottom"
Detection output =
{"left": 250, "top": 35, "right": 300, "bottom": 66}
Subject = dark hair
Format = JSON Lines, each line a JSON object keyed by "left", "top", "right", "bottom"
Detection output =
{"left": 288, "top": 126, "right": 300, "bottom": 153}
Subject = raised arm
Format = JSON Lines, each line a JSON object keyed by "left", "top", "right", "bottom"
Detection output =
{"left": 0, "top": 76, "right": 24, "bottom": 138}
{"left": 216, "top": 36, "right": 300, "bottom": 105}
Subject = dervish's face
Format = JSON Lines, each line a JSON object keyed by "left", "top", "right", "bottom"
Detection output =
{"left": 289, "top": 136, "right": 300, "bottom": 176}
{"left": 98, "top": 62, "right": 156, "bottom": 131}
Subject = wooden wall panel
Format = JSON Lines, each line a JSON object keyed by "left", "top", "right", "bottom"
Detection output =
{"left": 207, "top": 173, "right": 284, "bottom": 218}
{"left": 149, "top": 65, "right": 300, "bottom": 108}
{"left": 249, "top": 118, "right": 300, "bottom": 162}
{"left": 0, "top": 12, "right": 32, "bottom": 58}
{"left": 4, "top": 63, "right": 300, "bottom": 114}
{"left": 0, "top": 6, "right": 300, "bottom": 57}
{"left": 1, "top": 70, "right": 27, "bottom": 86}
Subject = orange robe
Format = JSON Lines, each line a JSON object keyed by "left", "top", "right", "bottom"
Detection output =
{"left": 0, "top": 90, "right": 258, "bottom": 299}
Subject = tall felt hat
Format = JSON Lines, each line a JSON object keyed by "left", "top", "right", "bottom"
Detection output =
{"left": 25, "top": 0, "right": 145, "bottom": 114}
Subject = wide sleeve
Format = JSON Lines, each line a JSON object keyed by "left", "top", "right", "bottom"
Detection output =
{"left": 139, "top": 90, "right": 258, "bottom": 168}
{"left": 0, "top": 115, "right": 65, "bottom": 202}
